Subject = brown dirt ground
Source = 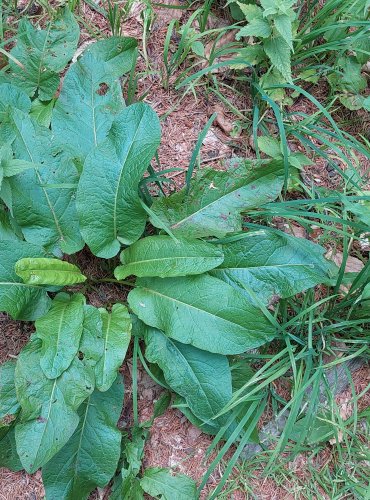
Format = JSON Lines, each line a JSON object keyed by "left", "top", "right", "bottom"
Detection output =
{"left": 0, "top": 1, "right": 369, "bottom": 499}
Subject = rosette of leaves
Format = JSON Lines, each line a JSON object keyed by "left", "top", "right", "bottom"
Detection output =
{"left": 232, "top": 0, "right": 298, "bottom": 83}
{"left": 327, "top": 56, "right": 370, "bottom": 112}
{"left": 0, "top": 13, "right": 338, "bottom": 500}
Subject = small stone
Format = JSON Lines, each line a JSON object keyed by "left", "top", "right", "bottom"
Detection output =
{"left": 188, "top": 426, "right": 202, "bottom": 443}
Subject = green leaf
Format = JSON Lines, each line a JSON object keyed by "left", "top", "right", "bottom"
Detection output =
{"left": 0, "top": 207, "right": 20, "bottom": 241}
{"left": 43, "top": 375, "right": 124, "bottom": 500}
{"left": 337, "top": 56, "right": 367, "bottom": 94}
{"left": 264, "top": 36, "right": 292, "bottom": 83}
{"left": 29, "top": 98, "right": 54, "bottom": 127}
{"left": 15, "top": 258, "right": 86, "bottom": 286}
{"left": 173, "top": 360, "right": 259, "bottom": 441}
{"left": 0, "top": 239, "right": 51, "bottom": 320}
{"left": 128, "top": 275, "right": 275, "bottom": 355}
{"left": 52, "top": 37, "right": 137, "bottom": 162}
{"left": 2, "top": 159, "right": 38, "bottom": 177}
{"left": 274, "top": 14, "right": 293, "bottom": 50}
{"left": 140, "top": 467, "right": 197, "bottom": 500}
{"left": 8, "top": 109, "right": 84, "bottom": 254}
{"left": 230, "top": 360, "right": 259, "bottom": 442}
{"left": 114, "top": 235, "right": 224, "bottom": 279}
{"left": 339, "top": 93, "right": 366, "bottom": 111}
{"left": 211, "top": 230, "right": 336, "bottom": 305}
{"left": 144, "top": 327, "right": 232, "bottom": 422}
{"left": 150, "top": 160, "right": 284, "bottom": 239}
{"left": 9, "top": 9, "right": 79, "bottom": 100}
{"left": 79, "top": 305, "right": 105, "bottom": 367}
{"left": 110, "top": 469, "right": 144, "bottom": 500}
{"left": 237, "top": 3, "right": 264, "bottom": 22}
{"left": 95, "top": 304, "right": 132, "bottom": 391}
{"left": 257, "top": 136, "right": 281, "bottom": 157}
{"left": 236, "top": 19, "right": 271, "bottom": 40}
{"left": 260, "top": 0, "right": 278, "bottom": 15}
{"left": 77, "top": 103, "right": 161, "bottom": 257}
{"left": 0, "top": 83, "right": 31, "bottom": 123}
{"left": 35, "top": 293, "right": 86, "bottom": 379}
{"left": 0, "top": 361, "right": 20, "bottom": 421}
{"left": 15, "top": 338, "right": 94, "bottom": 472}
{"left": 0, "top": 426, "right": 23, "bottom": 471}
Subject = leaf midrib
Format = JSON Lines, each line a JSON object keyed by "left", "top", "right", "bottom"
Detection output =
{"left": 33, "top": 379, "right": 57, "bottom": 467}
{"left": 112, "top": 111, "right": 146, "bottom": 238}
{"left": 164, "top": 335, "right": 218, "bottom": 418}
{"left": 170, "top": 170, "right": 276, "bottom": 230}
{"left": 140, "top": 286, "right": 249, "bottom": 331}
{"left": 101, "top": 313, "right": 112, "bottom": 386}
{"left": 13, "top": 119, "right": 65, "bottom": 242}
{"left": 0, "top": 281, "right": 42, "bottom": 289}
{"left": 216, "top": 263, "right": 316, "bottom": 270}
{"left": 123, "top": 255, "right": 220, "bottom": 266}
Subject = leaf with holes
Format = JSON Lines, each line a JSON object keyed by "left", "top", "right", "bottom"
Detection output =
{"left": 52, "top": 37, "right": 137, "bottom": 162}
{"left": 9, "top": 8, "right": 80, "bottom": 100}
{"left": 150, "top": 160, "right": 284, "bottom": 239}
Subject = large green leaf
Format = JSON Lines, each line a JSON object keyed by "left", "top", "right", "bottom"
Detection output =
{"left": 0, "top": 239, "right": 51, "bottom": 320}
{"left": 35, "top": 293, "right": 86, "bottom": 379}
{"left": 43, "top": 375, "right": 124, "bottom": 500}
{"left": 0, "top": 207, "right": 20, "bottom": 241}
{"left": 211, "top": 230, "right": 337, "bottom": 305}
{"left": 128, "top": 275, "right": 275, "bottom": 355}
{"left": 150, "top": 160, "right": 284, "bottom": 238}
{"left": 8, "top": 109, "right": 84, "bottom": 254}
{"left": 0, "top": 426, "right": 23, "bottom": 471}
{"left": 0, "top": 362, "right": 21, "bottom": 471}
{"left": 0, "top": 361, "right": 20, "bottom": 421}
{"left": 15, "top": 258, "right": 86, "bottom": 286}
{"left": 79, "top": 305, "right": 104, "bottom": 367}
{"left": 140, "top": 468, "right": 197, "bottom": 500}
{"left": 9, "top": 9, "right": 79, "bottom": 100}
{"left": 173, "top": 360, "right": 259, "bottom": 442}
{"left": 114, "top": 235, "right": 224, "bottom": 279}
{"left": 51, "top": 37, "right": 137, "bottom": 162}
{"left": 14, "top": 338, "right": 94, "bottom": 472}
{"left": 77, "top": 103, "right": 161, "bottom": 257}
{"left": 95, "top": 304, "right": 132, "bottom": 391}
{"left": 144, "top": 327, "right": 232, "bottom": 422}
{"left": 0, "top": 83, "right": 31, "bottom": 122}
